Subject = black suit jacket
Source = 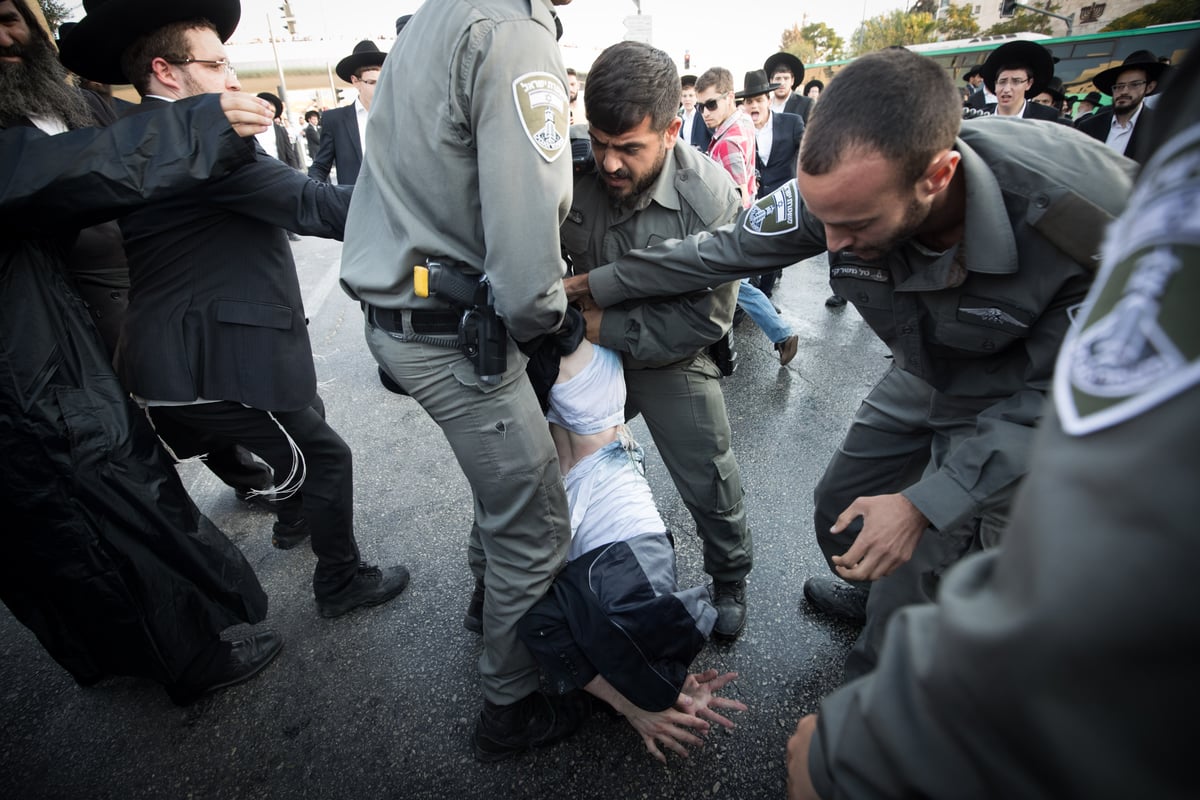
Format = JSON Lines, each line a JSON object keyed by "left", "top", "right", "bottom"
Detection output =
{"left": 303, "top": 122, "right": 321, "bottom": 154}
{"left": 116, "top": 98, "right": 353, "bottom": 412}
{"left": 756, "top": 111, "right": 805, "bottom": 197}
{"left": 686, "top": 110, "right": 712, "bottom": 151}
{"left": 307, "top": 103, "right": 362, "bottom": 184}
{"left": 783, "top": 93, "right": 814, "bottom": 123}
{"left": 1076, "top": 106, "right": 1153, "bottom": 162}
{"left": 982, "top": 101, "right": 1070, "bottom": 125}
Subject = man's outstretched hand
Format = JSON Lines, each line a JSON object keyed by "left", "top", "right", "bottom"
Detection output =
{"left": 220, "top": 93, "right": 274, "bottom": 138}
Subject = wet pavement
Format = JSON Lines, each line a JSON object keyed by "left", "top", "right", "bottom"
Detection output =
{"left": 1, "top": 235, "right": 891, "bottom": 799}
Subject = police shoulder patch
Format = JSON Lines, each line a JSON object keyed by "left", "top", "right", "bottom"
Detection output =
{"left": 1055, "top": 122, "right": 1200, "bottom": 436}
{"left": 512, "top": 71, "right": 569, "bottom": 163}
{"left": 743, "top": 181, "right": 800, "bottom": 236}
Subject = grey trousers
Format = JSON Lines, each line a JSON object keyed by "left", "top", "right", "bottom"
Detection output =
{"left": 625, "top": 353, "right": 751, "bottom": 583}
{"left": 366, "top": 322, "right": 570, "bottom": 705}
{"left": 813, "top": 366, "right": 1014, "bottom": 682}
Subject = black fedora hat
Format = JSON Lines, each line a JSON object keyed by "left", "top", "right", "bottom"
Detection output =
{"left": 335, "top": 40, "right": 387, "bottom": 84}
{"left": 763, "top": 51, "right": 805, "bottom": 85}
{"left": 1074, "top": 90, "right": 1103, "bottom": 107}
{"left": 1038, "top": 75, "right": 1065, "bottom": 105}
{"left": 979, "top": 40, "right": 1054, "bottom": 97}
{"left": 735, "top": 69, "right": 780, "bottom": 100}
{"left": 59, "top": 0, "right": 240, "bottom": 86}
{"left": 256, "top": 91, "right": 283, "bottom": 118}
{"left": 395, "top": 15, "right": 412, "bottom": 36}
{"left": 962, "top": 65, "right": 984, "bottom": 82}
{"left": 1092, "top": 50, "right": 1170, "bottom": 96}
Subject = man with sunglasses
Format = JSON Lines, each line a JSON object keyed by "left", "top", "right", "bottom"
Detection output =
{"left": 695, "top": 66, "right": 757, "bottom": 204}
{"left": 60, "top": 0, "right": 411, "bottom": 619}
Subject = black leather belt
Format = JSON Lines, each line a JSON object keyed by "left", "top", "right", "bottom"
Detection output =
{"left": 365, "top": 304, "right": 460, "bottom": 335}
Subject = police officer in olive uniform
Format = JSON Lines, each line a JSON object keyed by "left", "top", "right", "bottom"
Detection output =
{"left": 788, "top": 44, "right": 1200, "bottom": 800}
{"left": 339, "top": 0, "right": 585, "bottom": 761}
{"left": 560, "top": 41, "right": 751, "bottom": 640}
{"left": 566, "top": 48, "right": 1137, "bottom": 681}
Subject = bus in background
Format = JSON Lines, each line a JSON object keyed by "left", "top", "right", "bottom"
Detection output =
{"left": 807, "top": 20, "right": 1199, "bottom": 102}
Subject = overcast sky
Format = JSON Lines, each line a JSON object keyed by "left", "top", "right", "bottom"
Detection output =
{"left": 61, "top": 1, "right": 905, "bottom": 78}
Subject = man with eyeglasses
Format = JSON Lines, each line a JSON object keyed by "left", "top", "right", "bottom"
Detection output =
{"left": 977, "top": 40, "right": 1062, "bottom": 122}
{"left": 1076, "top": 50, "right": 1170, "bottom": 163}
{"left": 61, "top": 0, "right": 411, "bottom": 620}
{"left": 308, "top": 40, "right": 385, "bottom": 185}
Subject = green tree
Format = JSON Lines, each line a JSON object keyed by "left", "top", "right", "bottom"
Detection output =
{"left": 779, "top": 22, "right": 846, "bottom": 63}
{"left": 983, "top": 1, "right": 1062, "bottom": 35}
{"left": 36, "top": 0, "right": 71, "bottom": 34}
{"left": 937, "top": 3, "right": 981, "bottom": 39}
{"left": 1102, "top": 0, "right": 1200, "bottom": 30}
{"left": 850, "top": 10, "right": 939, "bottom": 56}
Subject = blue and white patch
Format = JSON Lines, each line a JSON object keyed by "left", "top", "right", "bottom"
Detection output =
{"left": 743, "top": 181, "right": 800, "bottom": 236}
{"left": 1055, "top": 122, "right": 1200, "bottom": 436}
{"left": 512, "top": 72, "right": 569, "bottom": 163}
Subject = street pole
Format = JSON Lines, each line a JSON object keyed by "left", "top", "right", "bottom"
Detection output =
{"left": 265, "top": 12, "right": 291, "bottom": 123}
{"left": 1013, "top": 2, "right": 1074, "bottom": 35}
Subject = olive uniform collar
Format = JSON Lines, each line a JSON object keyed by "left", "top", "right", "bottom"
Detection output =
{"left": 953, "top": 134, "right": 1020, "bottom": 276}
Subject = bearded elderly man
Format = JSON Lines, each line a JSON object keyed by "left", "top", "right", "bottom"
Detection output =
{"left": 566, "top": 48, "right": 1137, "bottom": 682}
{"left": 559, "top": 41, "right": 753, "bottom": 640}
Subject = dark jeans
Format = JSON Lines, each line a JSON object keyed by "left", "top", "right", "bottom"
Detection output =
{"left": 151, "top": 399, "right": 361, "bottom": 596}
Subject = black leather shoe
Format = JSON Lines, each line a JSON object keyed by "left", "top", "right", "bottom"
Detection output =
{"left": 802, "top": 576, "right": 868, "bottom": 624}
{"left": 825, "top": 294, "right": 847, "bottom": 308}
{"left": 167, "top": 630, "right": 283, "bottom": 706}
{"left": 271, "top": 518, "right": 310, "bottom": 550}
{"left": 463, "top": 576, "right": 484, "bottom": 634}
{"left": 316, "top": 563, "right": 410, "bottom": 618}
{"left": 473, "top": 690, "right": 590, "bottom": 762}
{"left": 712, "top": 579, "right": 747, "bottom": 640}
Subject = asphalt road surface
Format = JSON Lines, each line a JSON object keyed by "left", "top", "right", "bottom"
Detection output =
{"left": 1, "top": 234, "right": 890, "bottom": 799}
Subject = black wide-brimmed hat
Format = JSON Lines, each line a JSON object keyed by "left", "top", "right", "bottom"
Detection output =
{"left": 681, "top": 73, "right": 698, "bottom": 88}
{"left": 1092, "top": 49, "right": 1170, "bottom": 96}
{"left": 1073, "top": 90, "right": 1103, "bottom": 107}
{"left": 59, "top": 0, "right": 241, "bottom": 86}
{"left": 1041, "top": 75, "right": 1065, "bottom": 105}
{"left": 735, "top": 69, "right": 780, "bottom": 99}
{"left": 962, "top": 65, "right": 984, "bottom": 82}
{"left": 763, "top": 51, "right": 804, "bottom": 84}
{"left": 979, "top": 40, "right": 1054, "bottom": 96}
{"left": 256, "top": 91, "right": 283, "bottom": 118}
{"left": 395, "top": 15, "right": 413, "bottom": 36}
{"left": 335, "top": 40, "right": 386, "bottom": 83}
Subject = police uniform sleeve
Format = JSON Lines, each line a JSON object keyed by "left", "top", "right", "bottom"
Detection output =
{"left": 0, "top": 94, "right": 255, "bottom": 233}
{"left": 806, "top": 94, "right": 1200, "bottom": 798}
{"left": 464, "top": 17, "right": 570, "bottom": 343}
{"left": 595, "top": 171, "right": 743, "bottom": 362}
{"left": 588, "top": 180, "right": 826, "bottom": 308}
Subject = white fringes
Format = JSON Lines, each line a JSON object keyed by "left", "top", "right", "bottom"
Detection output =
{"left": 261, "top": 410, "right": 307, "bottom": 500}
